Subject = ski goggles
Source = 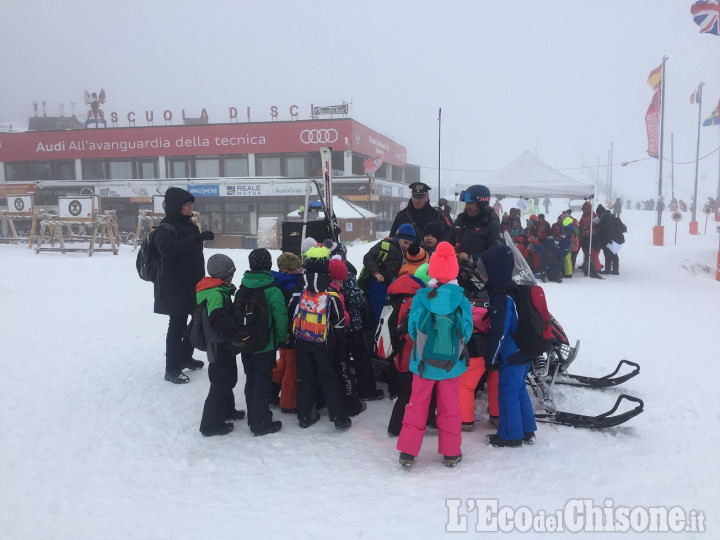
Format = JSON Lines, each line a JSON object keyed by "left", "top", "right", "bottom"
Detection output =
{"left": 459, "top": 190, "right": 491, "bottom": 204}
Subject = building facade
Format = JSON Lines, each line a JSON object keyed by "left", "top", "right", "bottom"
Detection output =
{"left": 0, "top": 117, "right": 421, "bottom": 245}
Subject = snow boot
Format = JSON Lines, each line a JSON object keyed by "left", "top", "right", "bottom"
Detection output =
{"left": 226, "top": 409, "right": 246, "bottom": 422}
{"left": 334, "top": 417, "right": 352, "bottom": 430}
{"left": 399, "top": 452, "right": 415, "bottom": 468}
{"left": 461, "top": 422, "right": 475, "bottom": 432}
{"left": 488, "top": 415, "right": 499, "bottom": 428}
{"left": 299, "top": 412, "right": 321, "bottom": 429}
{"left": 540, "top": 272, "right": 548, "bottom": 283}
{"left": 181, "top": 358, "right": 204, "bottom": 371}
{"left": 486, "top": 434, "right": 523, "bottom": 448}
{"left": 523, "top": 432, "right": 536, "bottom": 445}
{"left": 164, "top": 370, "right": 189, "bottom": 384}
{"left": 359, "top": 388, "right": 385, "bottom": 401}
{"left": 201, "top": 423, "right": 234, "bottom": 437}
{"left": 252, "top": 420, "right": 282, "bottom": 437}
{"left": 443, "top": 454, "right": 463, "bottom": 467}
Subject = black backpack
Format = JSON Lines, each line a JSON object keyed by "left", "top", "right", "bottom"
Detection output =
{"left": 136, "top": 223, "right": 176, "bottom": 282}
{"left": 491, "top": 284, "right": 552, "bottom": 357}
{"left": 614, "top": 216, "right": 627, "bottom": 244}
{"left": 229, "top": 284, "right": 274, "bottom": 354}
{"left": 188, "top": 300, "right": 209, "bottom": 352}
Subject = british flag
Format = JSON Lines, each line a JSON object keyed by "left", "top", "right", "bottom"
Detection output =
{"left": 691, "top": 0, "right": 720, "bottom": 36}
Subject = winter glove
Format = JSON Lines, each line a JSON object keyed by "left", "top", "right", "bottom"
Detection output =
{"left": 485, "top": 357, "right": 499, "bottom": 373}
{"left": 197, "top": 230, "right": 215, "bottom": 243}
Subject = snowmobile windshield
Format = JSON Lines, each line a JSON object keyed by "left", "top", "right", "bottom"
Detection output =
{"left": 503, "top": 231, "right": 538, "bottom": 287}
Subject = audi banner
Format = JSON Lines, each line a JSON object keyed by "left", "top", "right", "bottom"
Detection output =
{"left": 0, "top": 119, "right": 407, "bottom": 166}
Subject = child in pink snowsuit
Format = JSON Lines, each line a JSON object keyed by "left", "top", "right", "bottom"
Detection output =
{"left": 397, "top": 242, "right": 473, "bottom": 468}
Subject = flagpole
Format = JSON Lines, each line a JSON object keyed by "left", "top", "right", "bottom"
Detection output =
{"left": 656, "top": 56, "right": 668, "bottom": 228}
{"left": 670, "top": 133, "right": 675, "bottom": 203}
{"left": 437, "top": 107, "right": 442, "bottom": 202}
{"left": 691, "top": 82, "right": 704, "bottom": 231}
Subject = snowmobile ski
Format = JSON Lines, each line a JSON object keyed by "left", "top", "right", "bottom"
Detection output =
{"left": 535, "top": 394, "right": 644, "bottom": 428}
{"left": 555, "top": 359, "right": 640, "bottom": 388}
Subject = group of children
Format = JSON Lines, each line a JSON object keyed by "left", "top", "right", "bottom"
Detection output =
{"left": 193, "top": 221, "right": 538, "bottom": 468}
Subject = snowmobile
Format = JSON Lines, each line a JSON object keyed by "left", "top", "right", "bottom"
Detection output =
{"left": 458, "top": 233, "right": 644, "bottom": 429}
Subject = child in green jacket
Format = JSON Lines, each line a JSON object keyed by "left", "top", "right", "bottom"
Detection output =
{"left": 197, "top": 254, "right": 245, "bottom": 437}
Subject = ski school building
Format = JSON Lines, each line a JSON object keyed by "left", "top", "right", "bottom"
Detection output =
{"left": 0, "top": 116, "right": 421, "bottom": 247}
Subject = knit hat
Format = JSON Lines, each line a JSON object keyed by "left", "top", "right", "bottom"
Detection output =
{"left": 405, "top": 244, "right": 428, "bottom": 264}
{"left": 277, "top": 252, "right": 302, "bottom": 272}
{"left": 423, "top": 221, "right": 444, "bottom": 240}
{"left": 529, "top": 214, "right": 538, "bottom": 221}
{"left": 395, "top": 223, "right": 417, "bottom": 243}
{"left": 330, "top": 241, "right": 347, "bottom": 259}
{"left": 413, "top": 263, "right": 431, "bottom": 285}
{"left": 596, "top": 204, "right": 606, "bottom": 214}
{"left": 207, "top": 254, "right": 236, "bottom": 280}
{"left": 300, "top": 236, "right": 318, "bottom": 255}
{"left": 322, "top": 238, "right": 338, "bottom": 253}
{"left": 329, "top": 258, "right": 348, "bottom": 282}
{"left": 428, "top": 241, "right": 459, "bottom": 283}
{"left": 248, "top": 248, "right": 272, "bottom": 271}
{"left": 304, "top": 245, "right": 330, "bottom": 274}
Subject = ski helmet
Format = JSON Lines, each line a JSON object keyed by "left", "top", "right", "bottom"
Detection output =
{"left": 459, "top": 184, "right": 491, "bottom": 205}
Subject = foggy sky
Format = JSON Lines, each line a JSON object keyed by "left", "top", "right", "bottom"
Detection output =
{"left": 1, "top": 0, "right": 719, "bottom": 202}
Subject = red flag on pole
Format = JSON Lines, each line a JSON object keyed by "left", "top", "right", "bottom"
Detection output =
{"left": 364, "top": 154, "right": 384, "bottom": 174}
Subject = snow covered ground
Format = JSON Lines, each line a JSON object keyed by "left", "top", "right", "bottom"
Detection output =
{"left": 1, "top": 209, "right": 719, "bottom": 539}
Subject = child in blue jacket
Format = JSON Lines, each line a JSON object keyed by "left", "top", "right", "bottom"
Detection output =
{"left": 480, "top": 244, "right": 537, "bottom": 447}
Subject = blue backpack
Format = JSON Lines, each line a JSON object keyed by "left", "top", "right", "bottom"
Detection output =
{"left": 413, "top": 307, "right": 467, "bottom": 377}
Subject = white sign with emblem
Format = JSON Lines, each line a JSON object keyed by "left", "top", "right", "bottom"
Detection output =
{"left": 58, "top": 196, "right": 97, "bottom": 219}
{"left": 6, "top": 195, "right": 34, "bottom": 214}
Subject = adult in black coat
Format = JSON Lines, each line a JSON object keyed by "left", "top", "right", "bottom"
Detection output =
{"left": 154, "top": 187, "right": 214, "bottom": 383}
{"left": 595, "top": 204, "right": 619, "bottom": 275}
{"left": 389, "top": 182, "right": 448, "bottom": 241}
{"left": 451, "top": 185, "right": 501, "bottom": 271}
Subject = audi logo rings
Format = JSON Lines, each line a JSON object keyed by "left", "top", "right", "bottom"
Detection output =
{"left": 300, "top": 128, "right": 339, "bottom": 144}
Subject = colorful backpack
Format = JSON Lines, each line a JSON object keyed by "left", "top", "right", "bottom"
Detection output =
{"left": 292, "top": 289, "right": 338, "bottom": 343}
{"left": 413, "top": 307, "right": 467, "bottom": 377}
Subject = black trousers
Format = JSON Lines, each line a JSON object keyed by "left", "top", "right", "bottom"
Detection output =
{"left": 199, "top": 356, "right": 238, "bottom": 433}
{"left": 387, "top": 371, "right": 414, "bottom": 436}
{"left": 296, "top": 340, "right": 348, "bottom": 424}
{"left": 166, "top": 314, "right": 194, "bottom": 373}
{"left": 347, "top": 329, "right": 380, "bottom": 399}
{"left": 241, "top": 350, "right": 276, "bottom": 433}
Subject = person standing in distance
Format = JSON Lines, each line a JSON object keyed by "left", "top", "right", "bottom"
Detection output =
{"left": 154, "top": 187, "right": 214, "bottom": 384}
{"left": 452, "top": 185, "right": 500, "bottom": 270}
{"left": 390, "top": 182, "right": 447, "bottom": 241}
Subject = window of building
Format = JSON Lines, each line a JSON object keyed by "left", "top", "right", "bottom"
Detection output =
{"left": 256, "top": 154, "right": 309, "bottom": 177}
{"left": 109, "top": 160, "right": 133, "bottom": 179}
{"left": 5, "top": 160, "right": 76, "bottom": 182}
{"left": 257, "top": 155, "right": 281, "bottom": 176}
{"left": 286, "top": 156, "right": 305, "bottom": 177}
{"left": 168, "top": 158, "right": 191, "bottom": 178}
{"left": 83, "top": 160, "right": 108, "bottom": 180}
{"left": 195, "top": 158, "right": 220, "bottom": 178}
{"left": 223, "top": 156, "right": 249, "bottom": 177}
{"left": 138, "top": 160, "right": 157, "bottom": 179}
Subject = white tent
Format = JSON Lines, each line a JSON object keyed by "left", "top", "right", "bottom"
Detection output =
{"left": 286, "top": 196, "right": 376, "bottom": 219}
{"left": 460, "top": 151, "right": 596, "bottom": 199}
